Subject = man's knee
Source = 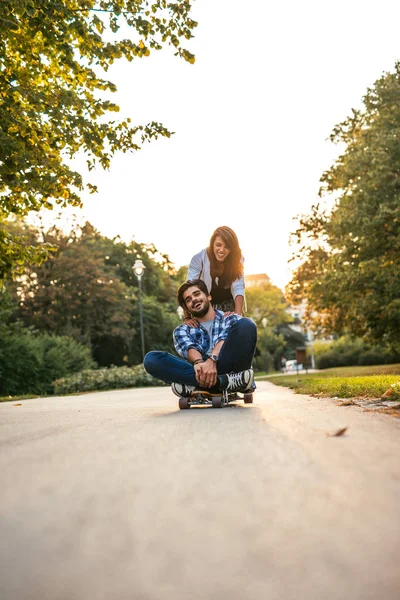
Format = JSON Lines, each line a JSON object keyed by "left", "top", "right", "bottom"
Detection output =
{"left": 143, "top": 351, "right": 166, "bottom": 375}
{"left": 237, "top": 318, "right": 257, "bottom": 337}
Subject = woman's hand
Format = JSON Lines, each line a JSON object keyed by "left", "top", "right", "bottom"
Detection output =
{"left": 184, "top": 317, "right": 198, "bottom": 328}
{"left": 223, "top": 311, "right": 242, "bottom": 317}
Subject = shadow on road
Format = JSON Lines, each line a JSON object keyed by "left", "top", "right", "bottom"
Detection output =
{"left": 156, "top": 402, "right": 257, "bottom": 418}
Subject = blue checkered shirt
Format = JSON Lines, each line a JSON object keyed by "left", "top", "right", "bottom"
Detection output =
{"left": 173, "top": 310, "right": 242, "bottom": 360}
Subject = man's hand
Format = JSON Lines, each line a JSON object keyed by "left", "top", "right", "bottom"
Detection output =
{"left": 193, "top": 361, "right": 203, "bottom": 385}
{"left": 194, "top": 359, "right": 218, "bottom": 388}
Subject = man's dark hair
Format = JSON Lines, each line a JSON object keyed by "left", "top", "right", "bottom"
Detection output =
{"left": 177, "top": 279, "right": 209, "bottom": 309}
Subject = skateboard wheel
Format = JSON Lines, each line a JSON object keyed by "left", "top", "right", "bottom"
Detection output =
{"left": 179, "top": 397, "right": 190, "bottom": 410}
{"left": 243, "top": 393, "right": 253, "bottom": 404}
{"left": 212, "top": 396, "right": 224, "bottom": 409}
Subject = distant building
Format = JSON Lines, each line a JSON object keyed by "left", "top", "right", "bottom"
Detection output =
{"left": 245, "top": 273, "right": 271, "bottom": 287}
{"left": 287, "top": 299, "right": 333, "bottom": 343}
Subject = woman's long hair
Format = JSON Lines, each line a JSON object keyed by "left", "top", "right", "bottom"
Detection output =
{"left": 207, "top": 226, "right": 243, "bottom": 287}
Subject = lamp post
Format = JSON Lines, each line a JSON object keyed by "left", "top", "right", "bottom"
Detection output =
{"left": 261, "top": 317, "right": 268, "bottom": 371}
{"left": 306, "top": 328, "right": 316, "bottom": 370}
{"left": 133, "top": 258, "right": 146, "bottom": 362}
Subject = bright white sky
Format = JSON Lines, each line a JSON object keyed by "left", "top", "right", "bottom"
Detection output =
{"left": 65, "top": 0, "right": 400, "bottom": 289}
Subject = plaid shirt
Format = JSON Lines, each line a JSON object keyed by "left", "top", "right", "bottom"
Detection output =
{"left": 173, "top": 310, "right": 242, "bottom": 360}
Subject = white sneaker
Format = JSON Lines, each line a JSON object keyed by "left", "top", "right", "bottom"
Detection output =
{"left": 225, "top": 369, "right": 254, "bottom": 393}
{"left": 171, "top": 382, "right": 196, "bottom": 398}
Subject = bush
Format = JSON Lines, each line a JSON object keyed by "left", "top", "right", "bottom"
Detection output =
{"left": 316, "top": 351, "right": 342, "bottom": 370}
{"left": 53, "top": 364, "right": 165, "bottom": 395}
{"left": 253, "top": 352, "right": 274, "bottom": 373}
{"left": 0, "top": 331, "right": 95, "bottom": 396}
{"left": 314, "top": 336, "right": 399, "bottom": 369}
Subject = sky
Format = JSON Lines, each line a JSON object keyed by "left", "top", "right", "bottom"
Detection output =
{"left": 61, "top": 0, "right": 400, "bottom": 290}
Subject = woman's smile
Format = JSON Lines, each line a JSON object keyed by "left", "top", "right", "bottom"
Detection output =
{"left": 213, "top": 235, "right": 231, "bottom": 262}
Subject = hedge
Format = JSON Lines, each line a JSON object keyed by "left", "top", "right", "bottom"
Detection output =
{"left": 314, "top": 337, "right": 399, "bottom": 370}
{"left": 53, "top": 364, "right": 165, "bottom": 395}
{"left": 0, "top": 331, "right": 95, "bottom": 395}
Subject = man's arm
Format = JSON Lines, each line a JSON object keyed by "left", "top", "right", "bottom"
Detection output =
{"left": 187, "top": 348, "right": 206, "bottom": 387}
{"left": 214, "top": 313, "right": 241, "bottom": 344}
{"left": 196, "top": 340, "right": 224, "bottom": 388}
{"left": 187, "top": 348, "right": 204, "bottom": 363}
{"left": 173, "top": 325, "right": 202, "bottom": 359}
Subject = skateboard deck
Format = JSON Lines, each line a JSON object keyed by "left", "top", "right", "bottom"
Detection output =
{"left": 178, "top": 389, "right": 254, "bottom": 409}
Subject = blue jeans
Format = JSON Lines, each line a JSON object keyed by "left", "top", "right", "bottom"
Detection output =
{"left": 144, "top": 318, "right": 257, "bottom": 391}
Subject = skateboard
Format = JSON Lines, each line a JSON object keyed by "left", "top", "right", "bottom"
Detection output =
{"left": 178, "top": 389, "right": 254, "bottom": 410}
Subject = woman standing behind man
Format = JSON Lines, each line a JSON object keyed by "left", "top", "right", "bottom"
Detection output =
{"left": 183, "top": 226, "right": 245, "bottom": 325}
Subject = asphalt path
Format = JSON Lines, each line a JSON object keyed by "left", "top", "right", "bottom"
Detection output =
{"left": 1, "top": 381, "right": 399, "bottom": 600}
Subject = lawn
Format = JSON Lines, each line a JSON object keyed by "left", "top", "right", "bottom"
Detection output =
{"left": 260, "top": 364, "right": 400, "bottom": 399}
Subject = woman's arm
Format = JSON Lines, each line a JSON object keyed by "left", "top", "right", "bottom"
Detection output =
{"left": 234, "top": 294, "right": 244, "bottom": 316}
{"left": 231, "top": 258, "right": 245, "bottom": 314}
{"left": 187, "top": 251, "right": 203, "bottom": 281}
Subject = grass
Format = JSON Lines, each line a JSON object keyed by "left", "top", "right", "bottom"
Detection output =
{"left": 262, "top": 364, "right": 400, "bottom": 399}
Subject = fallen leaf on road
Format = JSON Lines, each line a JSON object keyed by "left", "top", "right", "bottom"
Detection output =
{"left": 13, "top": 403, "right": 22, "bottom": 406}
{"left": 328, "top": 427, "right": 348, "bottom": 437}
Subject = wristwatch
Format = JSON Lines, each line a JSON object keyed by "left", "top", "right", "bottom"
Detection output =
{"left": 208, "top": 354, "right": 219, "bottom": 363}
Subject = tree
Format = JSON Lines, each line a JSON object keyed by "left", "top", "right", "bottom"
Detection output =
{"left": 287, "top": 63, "right": 400, "bottom": 350}
{"left": 245, "top": 281, "right": 305, "bottom": 370}
{"left": 6, "top": 219, "right": 181, "bottom": 365}
{"left": 246, "top": 281, "right": 290, "bottom": 329}
{"left": 0, "top": 1, "right": 197, "bottom": 279}
{"left": 15, "top": 222, "right": 135, "bottom": 362}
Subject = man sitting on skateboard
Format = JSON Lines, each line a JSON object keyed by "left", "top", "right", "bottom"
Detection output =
{"left": 144, "top": 279, "right": 257, "bottom": 397}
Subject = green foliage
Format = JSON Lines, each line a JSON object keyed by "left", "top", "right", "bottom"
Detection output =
{"left": 4, "top": 219, "right": 181, "bottom": 367}
{"left": 0, "top": 224, "right": 54, "bottom": 281}
{"left": 0, "top": 331, "right": 95, "bottom": 395}
{"left": 313, "top": 337, "right": 399, "bottom": 369}
{"left": 246, "top": 281, "right": 290, "bottom": 328}
{"left": 288, "top": 63, "right": 400, "bottom": 350}
{"left": 265, "top": 363, "right": 400, "bottom": 379}
{"left": 253, "top": 327, "right": 285, "bottom": 372}
{"left": 53, "top": 363, "right": 163, "bottom": 395}
{"left": 245, "top": 280, "right": 304, "bottom": 370}
{"left": 13, "top": 221, "right": 134, "bottom": 352}
{"left": 0, "top": 1, "right": 197, "bottom": 278}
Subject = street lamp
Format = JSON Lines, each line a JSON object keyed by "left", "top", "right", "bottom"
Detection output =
{"left": 133, "top": 258, "right": 146, "bottom": 362}
{"left": 306, "top": 328, "right": 316, "bottom": 370}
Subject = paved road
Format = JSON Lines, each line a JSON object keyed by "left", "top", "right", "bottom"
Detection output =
{"left": 1, "top": 381, "right": 399, "bottom": 600}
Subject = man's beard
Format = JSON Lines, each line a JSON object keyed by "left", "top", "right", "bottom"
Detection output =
{"left": 190, "top": 298, "right": 210, "bottom": 318}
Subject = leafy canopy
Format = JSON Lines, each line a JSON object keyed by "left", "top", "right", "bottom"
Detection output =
{"left": 287, "top": 63, "right": 400, "bottom": 350}
{"left": 0, "top": 0, "right": 197, "bottom": 278}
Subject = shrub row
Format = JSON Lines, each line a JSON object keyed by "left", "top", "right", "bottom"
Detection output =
{"left": 0, "top": 331, "right": 95, "bottom": 396}
{"left": 53, "top": 364, "right": 165, "bottom": 395}
{"left": 314, "top": 337, "right": 399, "bottom": 370}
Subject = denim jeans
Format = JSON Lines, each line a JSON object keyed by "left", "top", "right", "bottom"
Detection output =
{"left": 144, "top": 318, "right": 257, "bottom": 391}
